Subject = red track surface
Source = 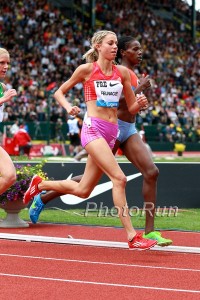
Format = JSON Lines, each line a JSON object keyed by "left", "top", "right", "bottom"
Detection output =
{"left": 0, "top": 223, "right": 200, "bottom": 300}
{"left": 1, "top": 223, "right": 200, "bottom": 247}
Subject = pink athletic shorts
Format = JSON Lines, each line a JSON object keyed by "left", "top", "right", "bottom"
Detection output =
{"left": 81, "top": 116, "right": 118, "bottom": 149}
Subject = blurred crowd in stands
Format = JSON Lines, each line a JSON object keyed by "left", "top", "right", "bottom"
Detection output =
{"left": 0, "top": 0, "right": 199, "bottom": 143}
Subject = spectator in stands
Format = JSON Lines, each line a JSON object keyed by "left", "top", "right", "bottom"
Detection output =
{"left": 0, "top": 0, "right": 199, "bottom": 142}
{"left": 55, "top": 118, "right": 65, "bottom": 143}
{"left": 13, "top": 124, "right": 32, "bottom": 157}
{"left": 164, "top": 124, "right": 176, "bottom": 142}
{"left": 10, "top": 119, "right": 19, "bottom": 135}
{"left": 67, "top": 115, "right": 82, "bottom": 156}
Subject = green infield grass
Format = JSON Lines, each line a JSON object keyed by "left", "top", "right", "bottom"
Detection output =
{"left": 0, "top": 207, "right": 199, "bottom": 232}
{"left": 10, "top": 155, "right": 200, "bottom": 163}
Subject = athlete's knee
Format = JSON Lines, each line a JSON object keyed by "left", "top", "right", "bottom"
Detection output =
{"left": 145, "top": 165, "right": 159, "bottom": 181}
{"left": 112, "top": 173, "right": 127, "bottom": 188}
{"left": 76, "top": 186, "right": 93, "bottom": 199}
{"left": 79, "top": 190, "right": 91, "bottom": 199}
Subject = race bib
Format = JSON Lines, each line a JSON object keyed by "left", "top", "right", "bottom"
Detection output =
{"left": 94, "top": 80, "right": 123, "bottom": 108}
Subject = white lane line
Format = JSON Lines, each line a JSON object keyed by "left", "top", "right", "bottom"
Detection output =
{"left": 0, "top": 273, "right": 200, "bottom": 294}
{"left": 0, "top": 233, "right": 200, "bottom": 254}
{"left": 0, "top": 253, "right": 199, "bottom": 273}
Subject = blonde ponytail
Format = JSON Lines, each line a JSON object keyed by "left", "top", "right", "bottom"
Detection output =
{"left": 82, "top": 47, "right": 98, "bottom": 63}
{"left": 82, "top": 30, "right": 116, "bottom": 63}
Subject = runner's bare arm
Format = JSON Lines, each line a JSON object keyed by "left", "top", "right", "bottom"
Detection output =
{"left": 54, "top": 64, "right": 93, "bottom": 115}
{"left": 118, "top": 66, "right": 148, "bottom": 114}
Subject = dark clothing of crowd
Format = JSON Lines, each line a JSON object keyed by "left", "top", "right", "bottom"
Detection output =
{"left": 0, "top": 0, "right": 199, "bottom": 143}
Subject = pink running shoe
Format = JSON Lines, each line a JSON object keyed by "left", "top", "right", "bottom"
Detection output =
{"left": 23, "top": 175, "right": 42, "bottom": 204}
{"left": 128, "top": 233, "right": 157, "bottom": 250}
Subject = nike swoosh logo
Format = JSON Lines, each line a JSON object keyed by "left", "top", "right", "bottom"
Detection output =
{"left": 60, "top": 173, "right": 142, "bottom": 205}
{"left": 110, "top": 83, "right": 119, "bottom": 87}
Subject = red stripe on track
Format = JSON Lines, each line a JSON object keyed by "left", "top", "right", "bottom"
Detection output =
{"left": 0, "top": 240, "right": 200, "bottom": 299}
{"left": 0, "top": 274, "right": 199, "bottom": 300}
{"left": 0, "top": 253, "right": 199, "bottom": 289}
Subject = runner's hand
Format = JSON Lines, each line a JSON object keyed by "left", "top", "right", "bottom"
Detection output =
{"left": 0, "top": 89, "right": 17, "bottom": 104}
{"left": 67, "top": 106, "right": 81, "bottom": 116}
{"left": 139, "top": 74, "right": 151, "bottom": 91}
{"left": 136, "top": 94, "right": 148, "bottom": 109}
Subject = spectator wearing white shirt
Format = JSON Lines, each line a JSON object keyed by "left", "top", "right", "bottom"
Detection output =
{"left": 67, "top": 115, "right": 82, "bottom": 156}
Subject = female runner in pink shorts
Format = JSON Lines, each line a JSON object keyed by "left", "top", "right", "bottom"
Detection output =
{"left": 23, "top": 30, "right": 156, "bottom": 250}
